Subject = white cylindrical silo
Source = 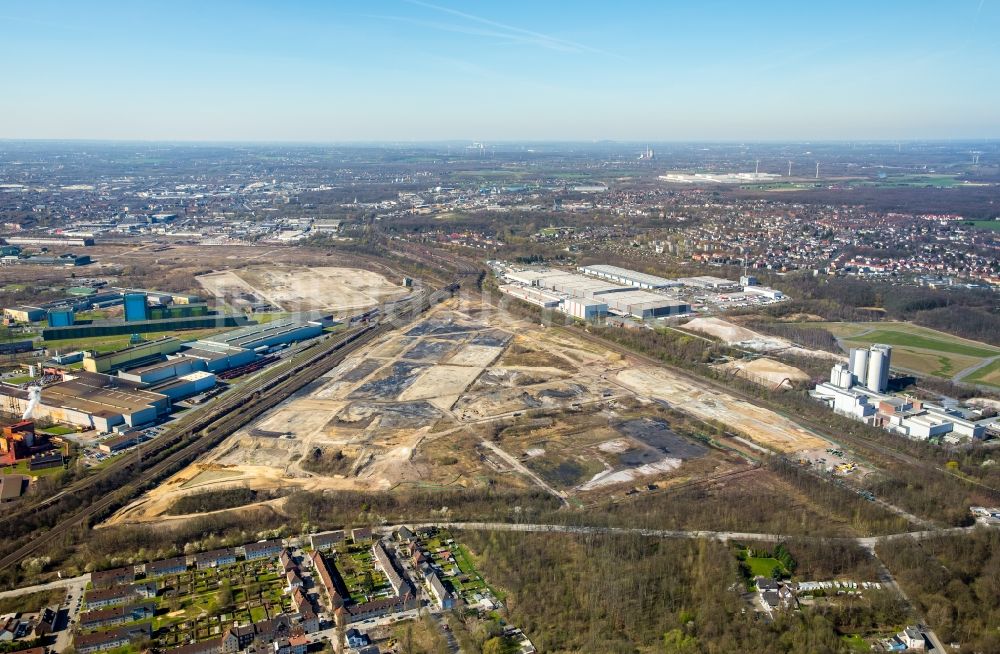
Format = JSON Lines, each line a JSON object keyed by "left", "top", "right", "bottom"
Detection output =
{"left": 866, "top": 345, "right": 891, "bottom": 393}
{"left": 839, "top": 366, "right": 853, "bottom": 389}
{"left": 849, "top": 348, "right": 869, "bottom": 386}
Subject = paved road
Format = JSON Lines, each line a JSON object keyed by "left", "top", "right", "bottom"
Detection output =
{"left": 953, "top": 354, "right": 1000, "bottom": 384}
{"left": 2, "top": 521, "right": 983, "bottom": 652}
{"left": 0, "top": 573, "right": 90, "bottom": 599}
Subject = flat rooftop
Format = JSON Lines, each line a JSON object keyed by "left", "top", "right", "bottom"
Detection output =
{"left": 677, "top": 275, "right": 740, "bottom": 288}
{"left": 123, "top": 355, "right": 200, "bottom": 376}
{"left": 42, "top": 372, "right": 167, "bottom": 416}
{"left": 151, "top": 371, "right": 214, "bottom": 393}
{"left": 87, "top": 336, "right": 180, "bottom": 360}
{"left": 200, "top": 319, "right": 319, "bottom": 349}
{"left": 580, "top": 265, "right": 681, "bottom": 287}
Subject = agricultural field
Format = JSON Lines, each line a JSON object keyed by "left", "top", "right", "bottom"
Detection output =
{"left": 816, "top": 321, "right": 1000, "bottom": 382}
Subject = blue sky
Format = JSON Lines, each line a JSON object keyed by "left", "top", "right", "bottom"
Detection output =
{"left": 1, "top": 1, "right": 998, "bottom": 141}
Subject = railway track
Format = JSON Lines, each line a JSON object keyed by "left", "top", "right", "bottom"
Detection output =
{"left": 0, "top": 281, "right": 462, "bottom": 577}
{"left": 3, "top": 327, "right": 371, "bottom": 525}
{"left": 563, "top": 326, "right": 1000, "bottom": 513}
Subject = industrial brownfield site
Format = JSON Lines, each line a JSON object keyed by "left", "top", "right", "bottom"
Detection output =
{"left": 107, "top": 284, "right": 839, "bottom": 526}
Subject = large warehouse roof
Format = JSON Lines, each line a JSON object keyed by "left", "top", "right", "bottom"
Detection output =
{"left": 42, "top": 372, "right": 167, "bottom": 415}
{"left": 580, "top": 265, "right": 682, "bottom": 288}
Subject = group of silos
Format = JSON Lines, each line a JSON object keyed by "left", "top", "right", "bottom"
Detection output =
{"left": 849, "top": 344, "right": 892, "bottom": 393}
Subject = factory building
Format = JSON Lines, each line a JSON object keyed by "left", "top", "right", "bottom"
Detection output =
{"left": 499, "top": 267, "right": 689, "bottom": 320}
{"left": 83, "top": 338, "right": 183, "bottom": 374}
{"left": 117, "top": 355, "right": 204, "bottom": 385}
{"left": 0, "top": 372, "right": 169, "bottom": 432}
{"left": 812, "top": 348, "right": 989, "bottom": 442}
{"left": 176, "top": 342, "right": 258, "bottom": 373}
{"left": 198, "top": 318, "right": 324, "bottom": 351}
{"left": 810, "top": 382, "right": 877, "bottom": 422}
{"left": 502, "top": 269, "right": 551, "bottom": 287}
{"left": 3, "top": 306, "right": 46, "bottom": 322}
{"left": 5, "top": 236, "right": 94, "bottom": 247}
{"left": 579, "top": 264, "right": 682, "bottom": 289}
{"left": 42, "top": 315, "right": 249, "bottom": 341}
{"left": 598, "top": 291, "right": 690, "bottom": 319}
{"left": 147, "top": 303, "right": 210, "bottom": 320}
{"left": 123, "top": 293, "right": 149, "bottom": 323}
{"left": 150, "top": 371, "right": 216, "bottom": 401}
{"left": 98, "top": 430, "right": 145, "bottom": 454}
{"left": 48, "top": 308, "right": 75, "bottom": 327}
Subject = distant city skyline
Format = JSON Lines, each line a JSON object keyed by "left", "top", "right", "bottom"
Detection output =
{"left": 1, "top": 1, "right": 998, "bottom": 142}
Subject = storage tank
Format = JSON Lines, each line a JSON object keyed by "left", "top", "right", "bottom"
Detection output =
{"left": 865, "top": 345, "right": 892, "bottom": 393}
{"left": 849, "top": 348, "right": 869, "bottom": 386}
{"left": 839, "top": 366, "right": 854, "bottom": 389}
{"left": 830, "top": 363, "right": 851, "bottom": 389}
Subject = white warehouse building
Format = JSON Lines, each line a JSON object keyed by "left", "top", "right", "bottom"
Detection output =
{"left": 564, "top": 297, "right": 608, "bottom": 321}
{"left": 498, "top": 284, "right": 561, "bottom": 309}
{"left": 579, "top": 265, "right": 682, "bottom": 289}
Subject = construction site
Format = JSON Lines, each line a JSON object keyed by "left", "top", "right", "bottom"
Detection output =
{"left": 108, "top": 293, "right": 840, "bottom": 525}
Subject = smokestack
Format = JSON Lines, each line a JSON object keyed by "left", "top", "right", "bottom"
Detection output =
{"left": 22, "top": 386, "right": 41, "bottom": 421}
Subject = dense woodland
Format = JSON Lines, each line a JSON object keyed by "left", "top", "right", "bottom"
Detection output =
{"left": 760, "top": 276, "right": 1000, "bottom": 347}
{"left": 460, "top": 530, "right": 909, "bottom": 654}
{"left": 165, "top": 488, "right": 286, "bottom": 515}
{"left": 878, "top": 529, "right": 1000, "bottom": 651}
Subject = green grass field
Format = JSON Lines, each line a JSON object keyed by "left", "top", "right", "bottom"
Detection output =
{"left": 744, "top": 555, "right": 787, "bottom": 578}
{"left": 2, "top": 459, "right": 66, "bottom": 477}
{"left": 963, "top": 220, "right": 1000, "bottom": 232}
{"left": 965, "top": 358, "right": 1000, "bottom": 388}
{"left": 43, "top": 327, "right": 235, "bottom": 353}
{"left": 846, "top": 329, "right": 997, "bottom": 358}
{"left": 840, "top": 634, "right": 869, "bottom": 652}
{"left": 815, "top": 321, "right": 1000, "bottom": 381}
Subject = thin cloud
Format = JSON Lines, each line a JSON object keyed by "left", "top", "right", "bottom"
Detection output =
{"left": 401, "top": 0, "right": 627, "bottom": 59}
{"left": 368, "top": 13, "right": 576, "bottom": 50}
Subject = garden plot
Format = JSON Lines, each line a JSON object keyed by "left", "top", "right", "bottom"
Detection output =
{"left": 152, "top": 558, "right": 291, "bottom": 649}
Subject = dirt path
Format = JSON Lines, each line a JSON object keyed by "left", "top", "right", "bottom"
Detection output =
{"left": 479, "top": 440, "right": 569, "bottom": 506}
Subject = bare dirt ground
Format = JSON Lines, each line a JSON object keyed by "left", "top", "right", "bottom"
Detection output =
{"left": 684, "top": 316, "right": 843, "bottom": 360}
{"left": 714, "top": 357, "right": 810, "bottom": 389}
{"left": 615, "top": 367, "right": 830, "bottom": 453}
{"left": 197, "top": 265, "right": 408, "bottom": 313}
{"left": 107, "top": 296, "right": 835, "bottom": 525}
